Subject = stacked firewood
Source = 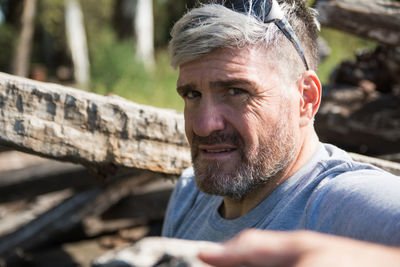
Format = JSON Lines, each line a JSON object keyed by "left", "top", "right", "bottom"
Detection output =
{"left": 0, "top": 147, "right": 179, "bottom": 266}
{"left": 315, "top": 0, "right": 400, "bottom": 161}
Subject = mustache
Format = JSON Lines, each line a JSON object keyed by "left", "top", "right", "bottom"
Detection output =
{"left": 191, "top": 131, "right": 242, "bottom": 147}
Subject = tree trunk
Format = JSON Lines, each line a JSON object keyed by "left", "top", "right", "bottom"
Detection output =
{"left": 65, "top": 0, "right": 91, "bottom": 90}
{"left": 134, "top": 0, "right": 155, "bottom": 70}
{"left": 12, "top": 0, "right": 37, "bottom": 77}
{"left": 317, "top": 0, "right": 400, "bottom": 46}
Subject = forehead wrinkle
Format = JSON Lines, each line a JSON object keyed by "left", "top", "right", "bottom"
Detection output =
{"left": 177, "top": 47, "right": 276, "bottom": 93}
{"left": 209, "top": 79, "right": 255, "bottom": 89}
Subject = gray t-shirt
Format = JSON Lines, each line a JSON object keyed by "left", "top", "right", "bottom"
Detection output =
{"left": 162, "top": 143, "right": 400, "bottom": 245}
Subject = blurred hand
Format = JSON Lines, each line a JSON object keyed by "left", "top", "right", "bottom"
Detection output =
{"left": 198, "top": 229, "right": 400, "bottom": 267}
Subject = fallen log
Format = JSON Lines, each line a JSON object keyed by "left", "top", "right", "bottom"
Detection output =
{"left": 0, "top": 150, "right": 49, "bottom": 173}
{"left": 0, "top": 153, "right": 98, "bottom": 203}
{"left": 0, "top": 72, "right": 190, "bottom": 176}
{"left": 83, "top": 179, "right": 175, "bottom": 236}
{"left": 0, "top": 189, "right": 74, "bottom": 238}
{"left": 349, "top": 153, "right": 400, "bottom": 176}
{"left": 317, "top": 0, "right": 400, "bottom": 46}
{"left": 315, "top": 85, "right": 400, "bottom": 165}
{"left": 0, "top": 188, "right": 100, "bottom": 261}
{"left": 0, "top": 168, "right": 173, "bottom": 262}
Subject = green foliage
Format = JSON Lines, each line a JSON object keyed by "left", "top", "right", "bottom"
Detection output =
{"left": 89, "top": 28, "right": 182, "bottom": 110}
{"left": 38, "top": 0, "right": 65, "bottom": 46}
{"left": 81, "top": 0, "right": 183, "bottom": 110}
{"left": 318, "top": 27, "right": 377, "bottom": 84}
{"left": 153, "top": 0, "right": 189, "bottom": 47}
{"left": 80, "top": 0, "right": 114, "bottom": 37}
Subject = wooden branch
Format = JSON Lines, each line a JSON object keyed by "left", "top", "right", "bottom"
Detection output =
{"left": 0, "top": 72, "right": 190, "bottom": 176}
{"left": 83, "top": 179, "right": 175, "bottom": 236}
{"left": 349, "top": 153, "right": 400, "bottom": 176}
{"left": 0, "top": 188, "right": 99, "bottom": 259}
{"left": 317, "top": 0, "right": 400, "bottom": 46}
{"left": 0, "top": 169, "right": 171, "bottom": 260}
{"left": 0, "top": 189, "right": 74, "bottom": 238}
{"left": 0, "top": 154, "right": 99, "bottom": 203}
{"left": 0, "top": 150, "right": 50, "bottom": 173}
{"left": 315, "top": 85, "right": 400, "bottom": 166}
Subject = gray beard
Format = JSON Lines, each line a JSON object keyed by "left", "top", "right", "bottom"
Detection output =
{"left": 192, "top": 117, "right": 296, "bottom": 201}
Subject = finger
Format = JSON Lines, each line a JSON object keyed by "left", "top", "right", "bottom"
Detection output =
{"left": 198, "top": 230, "right": 299, "bottom": 267}
{"left": 198, "top": 246, "right": 237, "bottom": 267}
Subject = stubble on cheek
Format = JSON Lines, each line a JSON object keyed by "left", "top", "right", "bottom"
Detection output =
{"left": 190, "top": 113, "right": 296, "bottom": 200}
{"left": 190, "top": 131, "right": 247, "bottom": 195}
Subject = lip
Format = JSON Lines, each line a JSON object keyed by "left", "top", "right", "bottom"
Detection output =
{"left": 197, "top": 144, "right": 237, "bottom": 160}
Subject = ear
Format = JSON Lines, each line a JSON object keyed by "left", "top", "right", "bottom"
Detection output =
{"left": 297, "top": 70, "right": 321, "bottom": 127}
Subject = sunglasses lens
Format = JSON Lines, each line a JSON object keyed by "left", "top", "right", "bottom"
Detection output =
{"left": 210, "top": 0, "right": 309, "bottom": 70}
{"left": 222, "top": 0, "right": 273, "bottom": 20}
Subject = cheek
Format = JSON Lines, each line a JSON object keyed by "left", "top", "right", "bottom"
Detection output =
{"left": 233, "top": 112, "right": 263, "bottom": 150}
{"left": 238, "top": 106, "right": 279, "bottom": 146}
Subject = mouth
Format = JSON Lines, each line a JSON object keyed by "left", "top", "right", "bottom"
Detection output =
{"left": 197, "top": 145, "right": 237, "bottom": 160}
{"left": 203, "top": 148, "right": 235, "bottom": 153}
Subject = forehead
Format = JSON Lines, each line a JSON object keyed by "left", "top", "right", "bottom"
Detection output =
{"left": 177, "top": 46, "right": 277, "bottom": 88}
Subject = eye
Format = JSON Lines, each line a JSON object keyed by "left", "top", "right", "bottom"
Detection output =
{"left": 185, "top": 90, "right": 201, "bottom": 99}
{"left": 228, "top": 88, "right": 247, "bottom": 96}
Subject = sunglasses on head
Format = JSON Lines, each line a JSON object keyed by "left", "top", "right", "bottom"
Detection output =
{"left": 220, "top": 0, "right": 309, "bottom": 70}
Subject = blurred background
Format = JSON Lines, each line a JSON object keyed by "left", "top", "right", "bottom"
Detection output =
{"left": 0, "top": 0, "right": 376, "bottom": 111}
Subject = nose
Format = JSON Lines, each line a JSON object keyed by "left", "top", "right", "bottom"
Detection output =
{"left": 191, "top": 99, "right": 225, "bottom": 137}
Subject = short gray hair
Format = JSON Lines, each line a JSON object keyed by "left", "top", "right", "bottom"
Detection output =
{"left": 169, "top": 0, "right": 319, "bottom": 75}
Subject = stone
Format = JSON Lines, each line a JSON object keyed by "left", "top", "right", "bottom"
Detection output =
{"left": 91, "top": 237, "right": 220, "bottom": 267}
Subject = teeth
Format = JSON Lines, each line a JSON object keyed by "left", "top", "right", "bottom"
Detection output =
{"left": 206, "top": 149, "right": 232, "bottom": 153}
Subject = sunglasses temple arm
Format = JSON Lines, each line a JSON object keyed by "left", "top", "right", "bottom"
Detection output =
{"left": 275, "top": 17, "right": 309, "bottom": 71}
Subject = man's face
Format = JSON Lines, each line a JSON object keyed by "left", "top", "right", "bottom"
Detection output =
{"left": 177, "top": 47, "right": 298, "bottom": 200}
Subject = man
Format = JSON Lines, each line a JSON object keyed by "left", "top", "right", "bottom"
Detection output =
{"left": 162, "top": 0, "right": 400, "bottom": 246}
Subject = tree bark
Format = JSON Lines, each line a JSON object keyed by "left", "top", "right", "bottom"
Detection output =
{"left": 12, "top": 0, "right": 37, "bottom": 77}
{"left": 317, "top": 0, "right": 400, "bottom": 46}
{"left": 0, "top": 72, "right": 190, "bottom": 176}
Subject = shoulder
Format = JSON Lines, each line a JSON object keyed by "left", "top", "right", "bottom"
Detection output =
{"left": 162, "top": 167, "right": 204, "bottom": 237}
{"left": 165, "top": 166, "right": 200, "bottom": 213}
{"left": 314, "top": 144, "right": 400, "bottom": 201}
{"left": 306, "top": 151, "right": 400, "bottom": 245}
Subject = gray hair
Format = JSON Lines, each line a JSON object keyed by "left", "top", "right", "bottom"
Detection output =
{"left": 169, "top": 0, "right": 319, "bottom": 74}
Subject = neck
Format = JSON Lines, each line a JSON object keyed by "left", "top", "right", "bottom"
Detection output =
{"left": 220, "top": 129, "right": 320, "bottom": 220}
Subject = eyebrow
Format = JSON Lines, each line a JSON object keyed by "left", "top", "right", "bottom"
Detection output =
{"left": 176, "top": 83, "right": 195, "bottom": 96}
{"left": 177, "top": 79, "right": 256, "bottom": 94}
{"left": 209, "top": 79, "right": 255, "bottom": 89}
